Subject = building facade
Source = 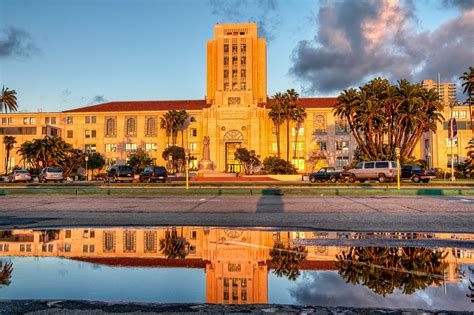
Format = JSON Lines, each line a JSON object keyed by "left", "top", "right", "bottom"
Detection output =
{"left": 0, "top": 23, "right": 471, "bottom": 174}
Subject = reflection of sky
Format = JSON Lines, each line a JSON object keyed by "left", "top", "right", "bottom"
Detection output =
{"left": 1, "top": 257, "right": 473, "bottom": 311}
{"left": 269, "top": 268, "right": 474, "bottom": 312}
{"left": 0, "top": 257, "right": 206, "bottom": 303}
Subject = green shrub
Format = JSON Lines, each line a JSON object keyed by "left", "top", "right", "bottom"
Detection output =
{"left": 263, "top": 156, "right": 297, "bottom": 174}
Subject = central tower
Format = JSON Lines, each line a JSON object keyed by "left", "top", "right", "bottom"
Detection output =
{"left": 206, "top": 23, "right": 267, "bottom": 107}
{"left": 204, "top": 23, "right": 267, "bottom": 172}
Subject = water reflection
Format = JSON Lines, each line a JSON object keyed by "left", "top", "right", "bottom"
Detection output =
{"left": 0, "top": 227, "right": 473, "bottom": 310}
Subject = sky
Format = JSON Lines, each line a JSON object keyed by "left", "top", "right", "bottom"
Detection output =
{"left": 0, "top": 0, "right": 473, "bottom": 113}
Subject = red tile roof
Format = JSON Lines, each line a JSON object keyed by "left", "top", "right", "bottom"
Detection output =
{"left": 260, "top": 97, "right": 338, "bottom": 108}
{"left": 63, "top": 100, "right": 210, "bottom": 113}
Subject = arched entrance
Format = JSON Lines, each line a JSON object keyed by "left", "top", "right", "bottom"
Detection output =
{"left": 224, "top": 130, "right": 244, "bottom": 173}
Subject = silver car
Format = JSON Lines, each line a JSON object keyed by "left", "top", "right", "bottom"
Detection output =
{"left": 8, "top": 169, "right": 32, "bottom": 183}
{"left": 39, "top": 167, "right": 64, "bottom": 183}
{"left": 347, "top": 161, "right": 397, "bottom": 183}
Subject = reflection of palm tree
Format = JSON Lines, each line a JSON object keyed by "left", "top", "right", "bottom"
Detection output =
{"left": 159, "top": 227, "right": 189, "bottom": 259}
{"left": 467, "top": 266, "right": 474, "bottom": 303}
{"left": 270, "top": 241, "right": 308, "bottom": 281}
{"left": 336, "top": 246, "right": 448, "bottom": 296}
{"left": 38, "top": 229, "right": 60, "bottom": 243}
{"left": 0, "top": 260, "right": 13, "bottom": 287}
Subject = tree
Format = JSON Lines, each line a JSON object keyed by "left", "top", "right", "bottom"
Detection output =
{"left": 459, "top": 67, "right": 473, "bottom": 132}
{"left": 291, "top": 106, "right": 307, "bottom": 162}
{"left": 86, "top": 152, "right": 106, "bottom": 178}
{"left": 234, "top": 147, "right": 261, "bottom": 175}
{"left": 0, "top": 86, "right": 18, "bottom": 113}
{"left": 175, "top": 110, "right": 196, "bottom": 147}
{"left": 269, "top": 92, "right": 285, "bottom": 158}
{"left": 284, "top": 89, "right": 299, "bottom": 161}
{"left": 0, "top": 260, "right": 13, "bottom": 287}
{"left": 262, "top": 156, "right": 297, "bottom": 174}
{"left": 269, "top": 241, "right": 307, "bottom": 281}
{"left": 60, "top": 149, "right": 87, "bottom": 177}
{"left": 159, "top": 227, "right": 189, "bottom": 259}
{"left": 162, "top": 145, "right": 185, "bottom": 173}
{"left": 127, "top": 148, "right": 151, "bottom": 174}
{"left": 334, "top": 78, "right": 443, "bottom": 161}
{"left": 3, "top": 136, "right": 16, "bottom": 174}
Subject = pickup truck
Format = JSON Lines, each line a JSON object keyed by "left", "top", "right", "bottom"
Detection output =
{"left": 309, "top": 167, "right": 348, "bottom": 183}
{"left": 401, "top": 165, "right": 436, "bottom": 183}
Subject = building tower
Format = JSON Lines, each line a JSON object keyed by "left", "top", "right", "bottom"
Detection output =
{"left": 204, "top": 23, "right": 267, "bottom": 172}
{"left": 422, "top": 79, "right": 456, "bottom": 106}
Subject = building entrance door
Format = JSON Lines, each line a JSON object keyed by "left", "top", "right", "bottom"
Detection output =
{"left": 225, "top": 142, "right": 242, "bottom": 173}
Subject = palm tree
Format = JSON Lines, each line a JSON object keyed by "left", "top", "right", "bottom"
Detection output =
{"left": 269, "top": 241, "right": 308, "bottom": 281}
{"left": 160, "top": 110, "right": 179, "bottom": 146}
{"left": 291, "top": 107, "right": 306, "bottom": 162}
{"left": 3, "top": 136, "right": 16, "bottom": 174}
{"left": 0, "top": 260, "right": 13, "bottom": 287}
{"left": 284, "top": 89, "right": 299, "bottom": 161}
{"left": 159, "top": 227, "right": 189, "bottom": 259}
{"left": 0, "top": 86, "right": 18, "bottom": 113}
{"left": 269, "top": 93, "right": 285, "bottom": 158}
{"left": 175, "top": 110, "right": 196, "bottom": 147}
{"left": 459, "top": 67, "right": 473, "bottom": 132}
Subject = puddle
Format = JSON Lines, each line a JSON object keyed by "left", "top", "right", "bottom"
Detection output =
{"left": 0, "top": 227, "right": 473, "bottom": 311}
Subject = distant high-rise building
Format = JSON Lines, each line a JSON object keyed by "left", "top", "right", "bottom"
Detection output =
{"left": 422, "top": 79, "right": 456, "bottom": 106}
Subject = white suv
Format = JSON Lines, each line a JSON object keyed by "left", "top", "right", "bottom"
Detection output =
{"left": 347, "top": 161, "right": 397, "bottom": 183}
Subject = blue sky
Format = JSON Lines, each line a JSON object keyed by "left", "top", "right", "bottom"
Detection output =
{"left": 1, "top": 0, "right": 472, "bottom": 113}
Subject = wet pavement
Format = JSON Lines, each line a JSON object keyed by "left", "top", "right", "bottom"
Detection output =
{"left": 0, "top": 227, "right": 473, "bottom": 313}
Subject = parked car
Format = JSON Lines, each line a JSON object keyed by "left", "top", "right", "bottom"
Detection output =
{"left": 401, "top": 165, "right": 436, "bottom": 183}
{"left": 139, "top": 166, "right": 168, "bottom": 183}
{"left": 8, "top": 169, "right": 32, "bottom": 183}
{"left": 106, "top": 165, "right": 134, "bottom": 183}
{"left": 309, "top": 167, "right": 348, "bottom": 183}
{"left": 347, "top": 161, "right": 397, "bottom": 183}
{"left": 39, "top": 166, "right": 64, "bottom": 183}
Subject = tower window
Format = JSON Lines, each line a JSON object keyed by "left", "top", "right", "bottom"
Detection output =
{"left": 224, "top": 44, "right": 229, "bottom": 52}
{"left": 241, "top": 57, "right": 246, "bottom": 65}
{"left": 232, "top": 45, "right": 238, "bottom": 53}
{"left": 241, "top": 44, "right": 246, "bottom": 52}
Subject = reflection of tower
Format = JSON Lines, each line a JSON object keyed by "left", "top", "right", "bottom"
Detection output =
{"left": 204, "top": 229, "right": 270, "bottom": 304}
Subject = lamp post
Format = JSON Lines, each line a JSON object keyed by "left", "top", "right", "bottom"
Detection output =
{"left": 85, "top": 155, "right": 89, "bottom": 182}
{"left": 185, "top": 149, "right": 190, "bottom": 190}
{"left": 449, "top": 101, "right": 458, "bottom": 181}
{"left": 395, "top": 147, "right": 400, "bottom": 190}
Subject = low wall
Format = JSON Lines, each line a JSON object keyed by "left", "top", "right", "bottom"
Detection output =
{"left": 267, "top": 174, "right": 304, "bottom": 181}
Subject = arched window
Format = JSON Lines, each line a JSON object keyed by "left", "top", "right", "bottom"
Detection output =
{"left": 126, "top": 117, "right": 137, "bottom": 136}
{"left": 105, "top": 117, "right": 116, "bottom": 137}
{"left": 313, "top": 114, "right": 327, "bottom": 135}
{"left": 146, "top": 117, "right": 157, "bottom": 136}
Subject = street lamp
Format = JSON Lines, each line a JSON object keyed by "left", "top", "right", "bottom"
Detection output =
{"left": 85, "top": 155, "right": 89, "bottom": 182}
{"left": 395, "top": 147, "right": 401, "bottom": 190}
{"left": 185, "top": 149, "right": 190, "bottom": 190}
{"left": 449, "top": 100, "right": 459, "bottom": 181}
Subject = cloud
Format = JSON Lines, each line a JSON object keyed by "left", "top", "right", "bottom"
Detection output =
{"left": 90, "top": 95, "right": 107, "bottom": 104}
{"left": 0, "top": 26, "right": 39, "bottom": 58}
{"left": 208, "top": 0, "right": 280, "bottom": 41}
{"left": 443, "top": 0, "right": 474, "bottom": 10}
{"left": 289, "top": 0, "right": 474, "bottom": 95}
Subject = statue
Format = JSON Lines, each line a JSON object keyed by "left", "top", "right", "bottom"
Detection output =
{"left": 199, "top": 136, "right": 214, "bottom": 171}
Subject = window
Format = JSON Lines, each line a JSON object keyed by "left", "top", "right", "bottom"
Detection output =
{"left": 313, "top": 114, "right": 327, "bottom": 134}
{"left": 125, "top": 143, "right": 137, "bottom": 152}
{"left": 224, "top": 70, "right": 229, "bottom": 78}
{"left": 23, "top": 117, "right": 29, "bottom": 125}
{"left": 232, "top": 56, "right": 237, "bottom": 65}
{"left": 30, "top": 117, "right": 35, "bottom": 124}
{"left": 241, "top": 44, "right": 246, "bottom": 52}
{"left": 85, "top": 130, "right": 96, "bottom": 138}
{"left": 224, "top": 83, "right": 229, "bottom": 91}
{"left": 460, "top": 110, "right": 467, "bottom": 119}
{"left": 190, "top": 128, "right": 197, "bottom": 137}
{"left": 45, "top": 117, "right": 50, "bottom": 124}
{"left": 85, "top": 144, "right": 97, "bottom": 153}
{"left": 224, "top": 44, "right": 229, "bottom": 52}
{"left": 190, "top": 231, "right": 197, "bottom": 240}
{"left": 85, "top": 116, "right": 97, "bottom": 124}
{"left": 103, "top": 231, "right": 116, "bottom": 253}
{"left": 126, "top": 117, "right": 137, "bottom": 136}
{"left": 241, "top": 57, "right": 246, "bottom": 65}
{"left": 144, "top": 231, "right": 157, "bottom": 253}
{"left": 224, "top": 57, "right": 228, "bottom": 65}
{"left": 336, "top": 156, "right": 350, "bottom": 168}
{"left": 8, "top": 117, "right": 12, "bottom": 124}
{"left": 232, "top": 82, "right": 238, "bottom": 90}
{"left": 123, "top": 230, "right": 136, "bottom": 253}
{"left": 453, "top": 111, "right": 459, "bottom": 118}
{"left": 83, "top": 245, "right": 88, "bottom": 253}
{"left": 105, "top": 117, "right": 117, "bottom": 137}
{"left": 232, "top": 44, "right": 238, "bottom": 52}
{"left": 272, "top": 142, "right": 278, "bottom": 151}
{"left": 375, "top": 162, "right": 389, "bottom": 168}
{"left": 85, "top": 116, "right": 90, "bottom": 123}
{"left": 446, "top": 138, "right": 458, "bottom": 147}
{"left": 232, "top": 69, "right": 237, "bottom": 78}
{"left": 316, "top": 141, "right": 327, "bottom": 151}
{"left": 189, "top": 142, "right": 197, "bottom": 151}
{"left": 145, "top": 143, "right": 157, "bottom": 151}
{"left": 336, "top": 140, "right": 349, "bottom": 151}
{"left": 89, "top": 245, "right": 95, "bottom": 253}
{"left": 335, "top": 119, "right": 349, "bottom": 134}
{"left": 105, "top": 144, "right": 117, "bottom": 152}
{"left": 1, "top": 118, "right": 6, "bottom": 125}
{"left": 291, "top": 128, "right": 304, "bottom": 136}
{"left": 51, "top": 117, "right": 56, "bottom": 124}
{"left": 65, "top": 230, "right": 72, "bottom": 238}
{"left": 447, "top": 154, "right": 459, "bottom": 167}
{"left": 66, "top": 116, "right": 73, "bottom": 124}
{"left": 364, "top": 162, "right": 375, "bottom": 168}
{"left": 292, "top": 142, "right": 304, "bottom": 151}
{"left": 146, "top": 117, "right": 157, "bottom": 136}
{"left": 241, "top": 69, "right": 246, "bottom": 78}
{"left": 292, "top": 158, "right": 305, "bottom": 170}
{"left": 64, "top": 244, "right": 71, "bottom": 252}
{"left": 67, "top": 130, "right": 73, "bottom": 138}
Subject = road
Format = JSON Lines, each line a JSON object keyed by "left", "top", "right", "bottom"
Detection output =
{"left": 0, "top": 194, "right": 473, "bottom": 232}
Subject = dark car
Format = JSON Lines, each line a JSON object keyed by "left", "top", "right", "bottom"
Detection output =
{"left": 309, "top": 167, "right": 348, "bottom": 183}
{"left": 106, "top": 165, "right": 134, "bottom": 183}
{"left": 401, "top": 165, "right": 436, "bottom": 183}
{"left": 139, "top": 166, "right": 168, "bottom": 183}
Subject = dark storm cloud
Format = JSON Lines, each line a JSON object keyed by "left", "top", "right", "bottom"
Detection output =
{"left": 0, "top": 26, "right": 39, "bottom": 58}
{"left": 290, "top": 271, "right": 471, "bottom": 311}
{"left": 290, "top": 0, "right": 474, "bottom": 95}
{"left": 443, "top": 0, "right": 474, "bottom": 10}
{"left": 208, "top": 0, "right": 280, "bottom": 41}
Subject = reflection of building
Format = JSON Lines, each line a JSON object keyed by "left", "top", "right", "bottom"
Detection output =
{"left": 1, "top": 228, "right": 473, "bottom": 304}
